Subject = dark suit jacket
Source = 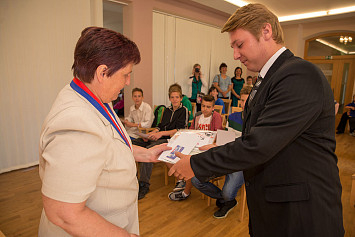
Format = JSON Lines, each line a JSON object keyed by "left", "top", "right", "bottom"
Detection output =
{"left": 191, "top": 50, "right": 344, "bottom": 237}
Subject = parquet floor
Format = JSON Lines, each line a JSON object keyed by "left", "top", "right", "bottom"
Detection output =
{"left": 0, "top": 133, "right": 354, "bottom": 237}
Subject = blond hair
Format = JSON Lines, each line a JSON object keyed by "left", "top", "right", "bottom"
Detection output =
{"left": 221, "top": 3, "right": 284, "bottom": 44}
{"left": 192, "top": 63, "right": 201, "bottom": 74}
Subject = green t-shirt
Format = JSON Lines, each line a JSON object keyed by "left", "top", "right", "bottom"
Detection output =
{"left": 181, "top": 95, "right": 193, "bottom": 122}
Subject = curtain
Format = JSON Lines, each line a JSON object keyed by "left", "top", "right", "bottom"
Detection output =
{"left": 0, "top": 0, "right": 100, "bottom": 173}
{"left": 152, "top": 11, "right": 240, "bottom": 106}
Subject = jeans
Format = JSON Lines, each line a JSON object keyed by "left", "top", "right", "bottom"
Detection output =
{"left": 336, "top": 112, "right": 349, "bottom": 132}
{"left": 350, "top": 117, "right": 355, "bottom": 133}
{"left": 191, "top": 171, "right": 244, "bottom": 202}
{"left": 132, "top": 138, "right": 167, "bottom": 184}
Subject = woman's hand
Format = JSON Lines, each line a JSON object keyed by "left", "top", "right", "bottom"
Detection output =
{"left": 147, "top": 143, "right": 172, "bottom": 162}
{"left": 133, "top": 144, "right": 171, "bottom": 162}
{"left": 195, "top": 71, "right": 201, "bottom": 80}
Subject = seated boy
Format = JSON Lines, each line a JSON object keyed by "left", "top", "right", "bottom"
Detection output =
{"left": 123, "top": 88, "right": 153, "bottom": 139}
{"left": 174, "top": 83, "right": 193, "bottom": 125}
{"left": 244, "top": 75, "right": 254, "bottom": 88}
{"left": 190, "top": 87, "right": 251, "bottom": 219}
{"left": 133, "top": 83, "right": 189, "bottom": 199}
{"left": 168, "top": 95, "right": 223, "bottom": 201}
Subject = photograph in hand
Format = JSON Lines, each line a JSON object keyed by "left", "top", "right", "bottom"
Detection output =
{"left": 158, "top": 132, "right": 199, "bottom": 164}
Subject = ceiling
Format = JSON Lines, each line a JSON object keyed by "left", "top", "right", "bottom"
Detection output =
{"left": 188, "top": 0, "right": 355, "bottom": 54}
{"left": 191, "top": 0, "right": 355, "bottom": 22}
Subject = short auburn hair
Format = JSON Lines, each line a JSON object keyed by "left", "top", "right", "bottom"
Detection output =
{"left": 221, "top": 3, "right": 284, "bottom": 45}
{"left": 72, "top": 27, "right": 141, "bottom": 83}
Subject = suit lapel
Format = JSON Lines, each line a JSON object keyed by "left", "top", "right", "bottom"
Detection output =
{"left": 243, "top": 49, "right": 294, "bottom": 127}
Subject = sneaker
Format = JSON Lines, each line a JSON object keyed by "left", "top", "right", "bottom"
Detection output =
{"left": 168, "top": 190, "right": 190, "bottom": 201}
{"left": 350, "top": 132, "right": 355, "bottom": 137}
{"left": 213, "top": 199, "right": 237, "bottom": 219}
{"left": 138, "top": 182, "right": 150, "bottom": 200}
{"left": 173, "top": 180, "right": 186, "bottom": 192}
{"left": 216, "top": 199, "right": 224, "bottom": 208}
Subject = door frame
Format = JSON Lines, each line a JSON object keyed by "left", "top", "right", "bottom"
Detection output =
{"left": 306, "top": 58, "right": 354, "bottom": 108}
{"left": 304, "top": 32, "right": 355, "bottom": 114}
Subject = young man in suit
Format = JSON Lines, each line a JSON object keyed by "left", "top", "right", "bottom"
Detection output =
{"left": 169, "top": 3, "right": 344, "bottom": 237}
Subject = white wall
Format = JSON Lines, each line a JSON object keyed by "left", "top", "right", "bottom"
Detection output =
{"left": 152, "top": 12, "right": 239, "bottom": 106}
{"left": 0, "top": 0, "right": 102, "bottom": 173}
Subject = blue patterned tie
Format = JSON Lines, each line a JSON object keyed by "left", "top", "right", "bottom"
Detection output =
{"left": 248, "top": 75, "right": 263, "bottom": 105}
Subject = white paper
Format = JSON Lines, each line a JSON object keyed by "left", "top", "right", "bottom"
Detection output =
{"left": 195, "top": 131, "right": 216, "bottom": 147}
{"left": 169, "top": 130, "right": 216, "bottom": 146}
{"left": 216, "top": 129, "right": 237, "bottom": 146}
{"left": 158, "top": 132, "right": 200, "bottom": 164}
{"left": 226, "top": 127, "right": 242, "bottom": 138}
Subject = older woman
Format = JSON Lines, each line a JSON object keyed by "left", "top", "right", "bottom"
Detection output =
{"left": 39, "top": 27, "right": 169, "bottom": 236}
{"left": 212, "top": 63, "right": 232, "bottom": 99}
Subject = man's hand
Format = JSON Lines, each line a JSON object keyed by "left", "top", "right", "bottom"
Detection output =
{"left": 168, "top": 152, "right": 195, "bottom": 180}
{"left": 199, "top": 144, "right": 217, "bottom": 151}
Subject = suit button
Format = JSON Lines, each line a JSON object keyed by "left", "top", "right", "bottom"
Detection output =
{"left": 245, "top": 181, "right": 250, "bottom": 187}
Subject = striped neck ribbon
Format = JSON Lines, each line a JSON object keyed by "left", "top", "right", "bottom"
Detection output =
{"left": 70, "top": 78, "right": 131, "bottom": 151}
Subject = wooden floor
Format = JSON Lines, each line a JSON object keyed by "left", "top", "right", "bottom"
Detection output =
{"left": 0, "top": 133, "right": 354, "bottom": 237}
